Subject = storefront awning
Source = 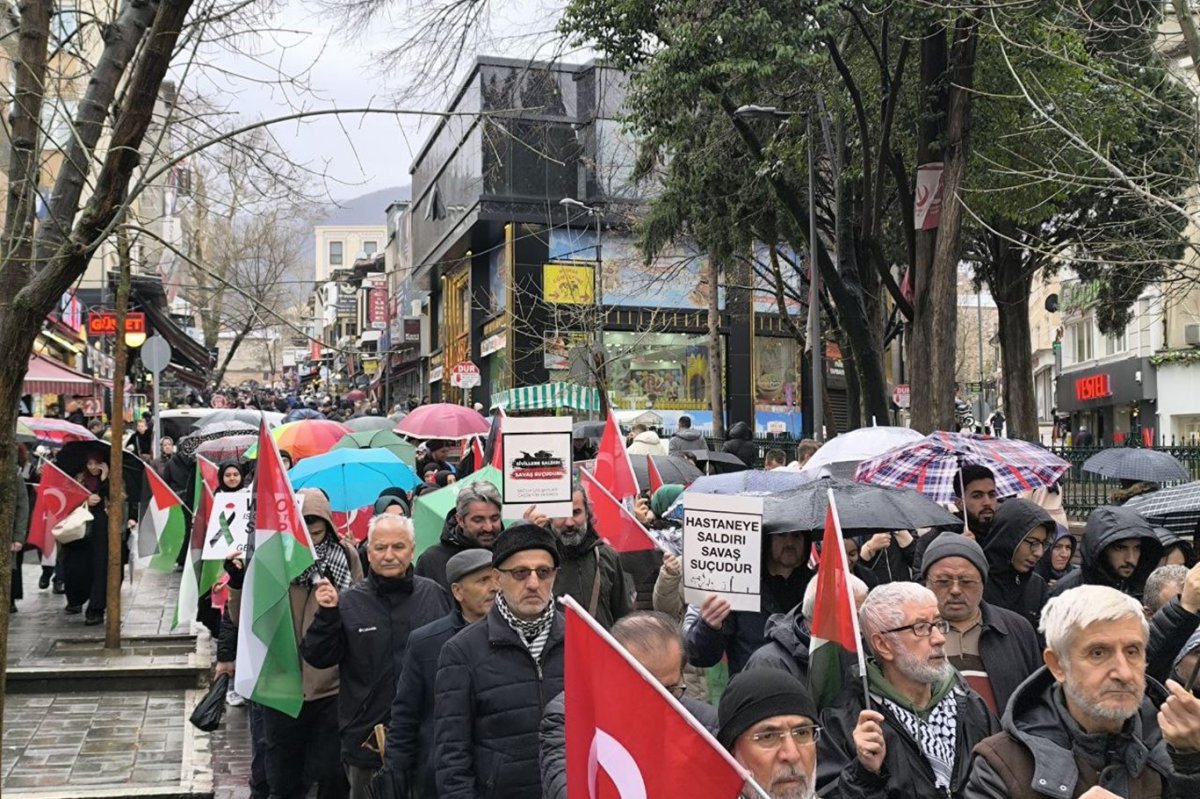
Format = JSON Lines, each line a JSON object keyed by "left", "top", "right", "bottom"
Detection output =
{"left": 491, "top": 382, "right": 601, "bottom": 412}
{"left": 24, "top": 353, "right": 108, "bottom": 396}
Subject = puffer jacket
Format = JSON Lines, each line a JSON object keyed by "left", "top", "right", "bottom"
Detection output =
{"left": 300, "top": 569, "right": 450, "bottom": 768}
{"left": 627, "top": 430, "right": 667, "bottom": 456}
{"left": 668, "top": 427, "right": 708, "bottom": 455}
{"left": 1050, "top": 505, "right": 1162, "bottom": 601}
{"left": 966, "top": 666, "right": 1199, "bottom": 798}
{"left": 434, "top": 604, "right": 565, "bottom": 798}
{"left": 817, "top": 662, "right": 998, "bottom": 799}
{"left": 722, "top": 421, "right": 758, "bottom": 467}
{"left": 553, "top": 529, "right": 631, "bottom": 630}
{"left": 415, "top": 507, "right": 489, "bottom": 591}
{"left": 981, "top": 499, "right": 1052, "bottom": 631}
{"left": 743, "top": 604, "right": 810, "bottom": 682}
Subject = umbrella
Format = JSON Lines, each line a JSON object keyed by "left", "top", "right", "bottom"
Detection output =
{"left": 333, "top": 430, "right": 417, "bottom": 466}
{"left": 801, "top": 426, "right": 925, "bottom": 477}
{"left": 344, "top": 416, "right": 396, "bottom": 433}
{"left": 54, "top": 440, "right": 145, "bottom": 505}
{"left": 345, "top": 389, "right": 366, "bottom": 402}
{"left": 689, "top": 449, "right": 749, "bottom": 474}
{"left": 16, "top": 420, "right": 36, "bottom": 444}
{"left": 1125, "top": 481, "right": 1200, "bottom": 535}
{"left": 245, "top": 419, "right": 352, "bottom": 463}
{"left": 20, "top": 416, "right": 95, "bottom": 445}
{"left": 395, "top": 403, "right": 491, "bottom": 440}
{"left": 284, "top": 407, "right": 326, "bottom": 423}
{"left": 575, "top": 454, "right": 702, "bottom": 487}
{"left": 411, "top": 465, "right": 508, "bottom": 555}
{"left": 195, "top": 434, "right": 258, "bottom": 463}
{"left": 760, "top": 477, "right": 963, "bottom": 536}
{"left": 1081, "top": 448, "right": 1190, "bottom": 484}
{"left": 853, "top": 431, "right": 1070, "bottom": 503}
{"left": 199, "top": 409, "right": 277, "bottom": 429}
{"left": 288, "top": 449, "right": 420, "bottom": 512}
{"left": 573, "top": 421, "right": 608, "bottom": 442}
{"left": 177, "top": 421, "right": 257, "bottom": 461}
{"left": 689, "top": 469, "right": 814, "bottom": 496}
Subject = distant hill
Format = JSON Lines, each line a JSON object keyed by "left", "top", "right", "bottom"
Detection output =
{"left": 323, "top": 185, "right": 411, "bottom": 227}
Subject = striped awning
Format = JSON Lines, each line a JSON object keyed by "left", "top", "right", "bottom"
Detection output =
{"left": 491, "top": 383, "right": 601, "bottom": 412}
{"left": 24, "top": 352, "right": 105, "bottom": 396}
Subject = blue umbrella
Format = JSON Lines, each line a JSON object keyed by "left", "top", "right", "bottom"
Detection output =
{"left": 687, "top": 469, "right": 814, "bottom": 496}
{"left": 284, "top": 407, "right": 326, "bottom": 423}
{"left": 288, "top": 449, "right": 420, "bottom": 511}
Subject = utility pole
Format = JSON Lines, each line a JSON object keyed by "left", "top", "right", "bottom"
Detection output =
{"left": 808, "top": 113, "right": 824, "bottom": 441}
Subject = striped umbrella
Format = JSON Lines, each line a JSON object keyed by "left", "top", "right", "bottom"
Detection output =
{"left": 490, "top": 383, "right": 601, "bottom": 412}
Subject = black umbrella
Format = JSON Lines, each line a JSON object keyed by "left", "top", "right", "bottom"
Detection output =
{"left": 689, "top": 449, "right": 749, "bottom": 475}
{"left": 576, "top": 455, "right": 702, "bottom": 487}
{"left": 761, "top": 477, "right": 962, "bottom": 536}
{"left": 1082, "top": 448, "right": 1190, "bottom": 484}
{"left": 178, "top": 421, "right": 257, "bottom": 461}
{"left": 200, "top": 409, "right": 272, "bottom": 428}
{"left": 1125, "top": 480, "right": 1200, "bottom": 535}
{"left": 55, "top": 440, "right": 146, "bottom": 505}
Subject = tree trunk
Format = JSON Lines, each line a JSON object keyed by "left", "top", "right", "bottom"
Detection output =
{"left": 707, "top": 255, "right": 725, "bottom": 438}
{"left": 211, "top": 322, "right": 254, "bottom": 390}
{"left": 988, "top": 228, "right": 1040, "bottom": 441}
{"left": 1172, "top": 0, "right": 1200, "bottom": 85}
{"left": 107, "top": 230, "right": 131, "bottom": 649}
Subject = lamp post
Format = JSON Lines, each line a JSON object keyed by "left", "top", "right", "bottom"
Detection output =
{"left": 559, "top": 197, "right": 606, "bottom": 414}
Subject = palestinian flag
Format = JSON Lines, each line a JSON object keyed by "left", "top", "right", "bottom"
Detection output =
{"left": 808, "top": 493, "right": 867, "bottom": 710}
{"left": 234, "top": 420, "right": 315, "bottom": 717}
{"left": 138, "top": 468, "right": 186, "bottom": 572}
{"left": 173, "top": 466, "right": 216, "bottom": 630}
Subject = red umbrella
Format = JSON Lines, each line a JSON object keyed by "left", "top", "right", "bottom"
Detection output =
{"left": 246, "top": 419, "right": 352, "bottom": 463}
{"left": 345, "top": 389, "right": 366, "bottom": 402}
{"left": 394, "top": 403, "right": 491, "bottom": 440}
{"left": 20, "top": 416, "right": 96, "bottom": 445}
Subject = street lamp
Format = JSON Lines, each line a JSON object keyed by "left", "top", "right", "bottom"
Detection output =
{"left": 559, "top": 197, "right": 605, "bottom": 411}
{"left": 732, "top": 103, "right": 824, "bottom": 439}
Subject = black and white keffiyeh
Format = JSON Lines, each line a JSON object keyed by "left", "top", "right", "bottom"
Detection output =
{"left": 879, "top": 687, "right": 961, "bottom": 790}
{"left": 294, "top": 535, "right": 353, "bottom": 590}
{"left": 495, "top": 593, "right": 555, "bottom": 662}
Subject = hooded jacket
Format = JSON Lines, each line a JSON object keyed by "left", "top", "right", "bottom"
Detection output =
{"left": 722, "top": 421, "right": 758, "bottom": 467}
{"left": 668, "top": 426, "right": 708, "bottom": 455}
{"left": 742, "top": 604, "right": 811, "bottom": 682}
{"left": 415, "top": 507, "right": 488, "bottom": 591}
{"left": 626, "top": 430, "right": 667, "bottom": 456}
{"left": 1148, "top": 593, "right": 1200, "bottom": 685}
{"left": 1033, "top": 525, "right": 1078, "bottom": 586}
{"left": 981, "top": 499, "right": 1052, "bottom": 631}
{"left": 1050, "top": 506, "right": 1162, "bottom": 601}
{"left": 552, "top": 528, "right": 631, "bottom": 630}
{"left": 965, "top": 666, "right": 1199, "bottom": 798}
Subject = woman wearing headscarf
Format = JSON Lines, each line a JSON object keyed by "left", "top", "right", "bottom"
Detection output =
{"left": 62, "top": 453, "right": 110, "bottom": 626}
{"left": 1032, "top": 524, "right": 1078, "bottom": 588}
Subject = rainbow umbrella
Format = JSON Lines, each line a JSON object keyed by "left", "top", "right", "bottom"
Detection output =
{"left": 245, "top": 419, "right": 351, "bottom": 463}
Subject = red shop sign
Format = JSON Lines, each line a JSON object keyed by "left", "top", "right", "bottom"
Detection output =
{"left": 1074, "top": 373, "right": 1113, "bottom": 402}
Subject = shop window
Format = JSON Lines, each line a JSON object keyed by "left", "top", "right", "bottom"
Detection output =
{"left": 605, "top": 331, "right": 720, "bottom": 411}
{"left": 1067, "top": 321, "right": 1092, "bottom": 365}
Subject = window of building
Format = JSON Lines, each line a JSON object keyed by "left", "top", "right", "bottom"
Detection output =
{"left": 1105, "top": 326, "right": 1127, "bottom": 357}
{"left": 51, "top": 3, "right": 80, "bottom": 51}
{"left": 363, "top": 241, "right": 378, "bottom": 256}
{"left": 1068, "top": 321, "right": 1093, "bottom": 365}
{"left": 329, "top": 241, "right": 344, "bottom": 267}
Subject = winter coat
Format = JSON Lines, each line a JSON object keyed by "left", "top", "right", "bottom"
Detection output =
{"left": 415, "top": 508, "right": 488, "bottom": 591}
{"left": 1050, "top": 505, "right": 1162, "bottom": 601}
{"left": 10, "top": 464, "right": 28, "bottom": 545}
{"left": 627, "top": 430, "right": 667, "bottom": 456}
{"left": 620, "top": 547, "right": 663, "bottom": 611}
{"left": 1033, "top": 525, "right": 1078, "bottom": 586}
{"left": 538, "top": 689, "right": 718, "bottom": 799}
{"left": 817, "top": 663, "right": 998, "bottom": 799}
{"left": 668, "top": 427, "right": 708, "bottom": 455}
{"left": 652, "top": 564, "right": 709, "bottom": 700}
{"left": 553, "top": 529, "right": 631, "bottom": 630}
{"left": 721, "top": 421, "right": 758, "bottom": 467}
{"left": 860, "top": 532, "right": 917, "bottom": 584}
{"left": 973, "top": 601, "right": 1043, "bottom": 714}
{"left": 1148, "top": 597, "right": 1200, "bottom": 685}
{"left": 965, "top": 666, "right": 1200, "bottom": 799}
{"left": 981, "top": 499, "right": 1053, "bottom": 631}
{"left": 300, "top": 569, "right": 450, "bottom": 768}
{"left": 743, "top": 604, "right": 810, "bottom": 682}
{"left": 383, "top": 610, "right": 469, "bottom": 798}
{"left": 434, "top": 604, "right": 565, "bottom": 798}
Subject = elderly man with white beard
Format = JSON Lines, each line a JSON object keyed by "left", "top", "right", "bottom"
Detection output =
{"left": 966, "top": 584, "right": 1200, "bottom": 799}
{"left": 816, "top": 582, "right": 998, "bottom": 799}
{"left": 718, "top": 669, "right": 820, "bottom": 799}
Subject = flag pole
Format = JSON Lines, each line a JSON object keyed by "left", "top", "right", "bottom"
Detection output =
{"left": 827, "top": 488, "right": 871, "bottom": 707}
{"left": 579, "top": 466, "right": 666, "bottom": 553}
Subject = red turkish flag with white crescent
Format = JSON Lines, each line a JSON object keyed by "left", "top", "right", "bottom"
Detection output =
{"left": 28, "top": 462, "right": 93, "bottom": 554}
{"left": 564, "top": 597, "right": 748, "bottom": 799}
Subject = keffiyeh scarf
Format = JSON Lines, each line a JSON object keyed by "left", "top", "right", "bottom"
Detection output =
{"left": 294, "top": 535, "right": 353, "bottom": 590}
{"left": 879, "top": 688, "right": 961, "bottom": 790}
{"left": 495, "top": 593, "right": 555, "bottom": 663}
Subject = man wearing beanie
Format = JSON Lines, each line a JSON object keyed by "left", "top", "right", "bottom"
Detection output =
{"left": 921, "top": 531, "right": 1040, "bottom": 715}
{"left": 717, "top": 669, "right": 820, "bottom": 799}
{"left": 434, "top": 523, "right": 564, "bottom": 798}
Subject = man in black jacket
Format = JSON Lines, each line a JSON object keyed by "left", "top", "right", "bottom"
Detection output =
{"left": 434, "top": 522, "right": 565, "bottom": 798}
{"left": 415, "top": 482, "right": 502, "bottom": 590}
{"left": 301, "top": 515, "right": 450, "bottom": 798}
{"left": 1147, "top": 560, "right": 1200, "bottom": 684}
{"left": 979, "top": 499, "right": 1053, "bottom": 634}
{"left": 722, "top": 420, "right": 758, "bottom": 467}
{"left": 1050, "top": 504, "right": 1162, "bottom": 602}
{"left": 921, "top": 531, "right": 1041, "bottom": 716}
{"left": 377, "top": 549, "right": 497, "bottom": 799}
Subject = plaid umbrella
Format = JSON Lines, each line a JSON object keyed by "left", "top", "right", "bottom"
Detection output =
{"left": 1082, "top": 448, "right": 1190, "bottom": 484}
{"left": 1125, "top": 481, "right": 1200, "bottom": 535}
{"left": 853, "top": 431, "right": 1070, "bottom": 503}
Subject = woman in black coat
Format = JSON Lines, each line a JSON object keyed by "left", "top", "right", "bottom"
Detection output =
{"left": 63, "top": 454, "right": 110, "bottom": 625}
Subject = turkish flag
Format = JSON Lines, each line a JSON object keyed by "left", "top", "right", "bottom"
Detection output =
{"left": 565, "top": 597, "right": 748, "bottom": 798}
{"left": 580, "top": 469, "right": 658, "bottom": 553}
{"left": 28, "top": 462, "right": 93, "bottom": 553}
{"left": 593, "top": 411, "right": 639, "bottom": 501}
{"left": 645, "top": 455, "right": 664, "bottom": 494}
{"left": 331, "top": 504, "right": 373, "bottom": 542}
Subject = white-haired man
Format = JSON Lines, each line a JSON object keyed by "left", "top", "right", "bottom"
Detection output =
{"left": 816, "top": 582, "right": 997, "bottom": 798}
{"left": 966, "top": 584, "right": 1200, "bottom": 798}
{"left": 301, "top": 514, "right": 450, "bottom": 798}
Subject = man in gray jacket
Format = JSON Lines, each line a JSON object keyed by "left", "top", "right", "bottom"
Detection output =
{"left": 668, "top": 415, "right": 708, "bottom": 455}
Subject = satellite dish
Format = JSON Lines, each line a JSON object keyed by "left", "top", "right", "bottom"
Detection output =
{"left": 1045, "top": 293, "right": 1059, "bottom": 313}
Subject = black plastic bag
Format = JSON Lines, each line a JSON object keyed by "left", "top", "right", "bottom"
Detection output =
{"left": 189, "top": 673, "right": 230, "bottom": 732}
{"left": 366, "top": 766, "right": 406, "bottom": 799}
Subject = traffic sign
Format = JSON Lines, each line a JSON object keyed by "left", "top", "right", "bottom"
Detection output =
{"left": 210, "top": 394, "right": 228, "bottom": 408}
{"left": 141, "top": 335, "right": 172, "bottom": 373}
{"left": 449, "top": 360, "right": 481, "bottom": 389}
{"left": 892, "top": 384, "right": 911, "bottom": 409}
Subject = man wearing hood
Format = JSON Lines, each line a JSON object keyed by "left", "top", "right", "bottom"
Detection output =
{"left": 1050, "top": 505, "right": 1163, "bottom": 602}
{"left": 980, "top": 498, "right": 1053, "bottom": 632}
{"left": 524, "top": 488, "right": 631, "bottom": 629}
{"left": 966, "top": 585, "right": 1200, "bottom": 798}
{"left": 817, "top": 582, "right": 997, "bottom": 798}
{"left": 414, "top": 482, "right": 501, "bottom": 590}
{"left": 668, "top": 414, "right": 709, "bottom": 455}
{"left": 723, "top": 420, "right": 758, "bottom": 467}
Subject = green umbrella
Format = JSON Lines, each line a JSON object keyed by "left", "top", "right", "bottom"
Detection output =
{"left": 412, "top": 466, "right": 520, "bottom": 555}
{"left": 332, "top": 430, "right": 417, "bottom": 466}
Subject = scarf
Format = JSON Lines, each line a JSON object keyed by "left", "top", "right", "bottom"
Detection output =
{"left": 294, "top": 535, "right": 352, "bottom": 590}
{"left": 879, "top": 687, "right": 961, "bottom": 790}
{"left": 495, "top": 593, "right": 555, "bottom": 663}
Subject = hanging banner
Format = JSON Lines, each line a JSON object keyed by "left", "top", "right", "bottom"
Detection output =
{"left": 501, "top": 416, "right": 574, "bottom": 518}
{"left": 683, "top": 492, "right": 764, "bottom": 613}
{"left": 913, "top": 162, "right": 945, "bottom": 230}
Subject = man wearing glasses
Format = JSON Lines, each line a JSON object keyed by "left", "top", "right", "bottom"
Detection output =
{"left": 817, "top": 582, "right": 997, "bottom": 798}
{"left": 717, "top": 669, "right": 820, "bottom": 799}
{"left": 434, "top": 522, "right": 565, "bottom": 798}
{"left": 921, "top": 531, "right": 1041, "bottom": 716}
{"left": 979, "top": 498, "right": 1055, "bottom": 632}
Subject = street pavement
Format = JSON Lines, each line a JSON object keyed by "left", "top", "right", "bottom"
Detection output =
{"left": 3, "top": 559, "right": 253, "bottom": 798}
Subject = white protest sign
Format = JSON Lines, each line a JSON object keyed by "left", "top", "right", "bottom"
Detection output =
{"left": 202, "top": 488, "right": 253, "bottom": 560}
{"left": 683, "top": 492, "right": 764, "bottom": 613}
{"left": 501, "top": 415, "right": 574, "bottom": 518}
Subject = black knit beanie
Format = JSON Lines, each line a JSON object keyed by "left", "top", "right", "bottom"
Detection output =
{"left": 717, "top": 669, "right": 818, "bottom": 750}
{"left": 491, "top": 522, "right": 562, "bottom": 569}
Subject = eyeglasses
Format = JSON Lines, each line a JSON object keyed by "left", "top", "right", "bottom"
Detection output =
{"left": 749, "top": 724, "right": 822, "bottom": 749}
{"left": 884, "top": 619, "right": 950, "bottom": 637}
{"left": 663, "top": 682, "right": 687, "bottom": 699}
{"left": 929, "top": 577, "right": 981, "bottom": 591}
{"left": 1020, "top": 538, "right": 1048, "bottom": 553}
{"left": 496, "top": 566, "right": 558, "bottom": 582}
